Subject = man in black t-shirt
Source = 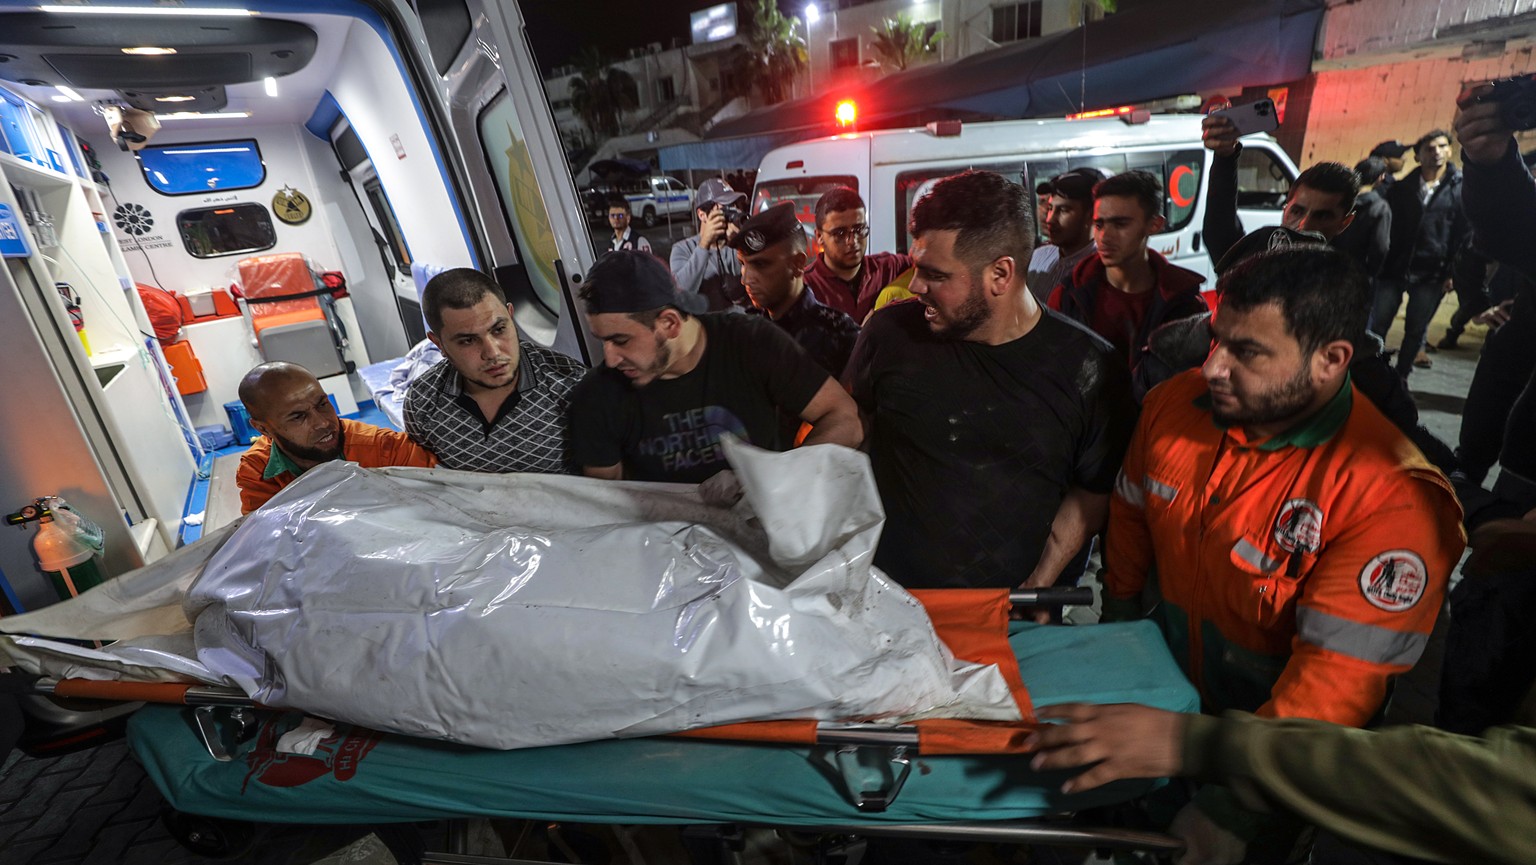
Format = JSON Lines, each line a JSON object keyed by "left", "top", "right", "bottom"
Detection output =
{"left": 845, "top": 170, "right": 1135, "bottom": 592}
{"left": 569, "top": 251, "right": 862, "bottom": 484}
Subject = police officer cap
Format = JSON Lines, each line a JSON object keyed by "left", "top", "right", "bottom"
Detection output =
{"left": 1213, "top": 226, "right": 1328, "bottom": 275}
{"left": 726, "top": 202, "right": 804, "bottom": 253}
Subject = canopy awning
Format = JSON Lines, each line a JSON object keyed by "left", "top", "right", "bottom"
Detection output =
{"left": 700, "top": 0, "right": 1323, "bottom": 145}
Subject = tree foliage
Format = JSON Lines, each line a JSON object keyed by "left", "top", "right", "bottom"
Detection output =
{"left": 869, "top": 14, "right": 944, "bottom": 74}
{"left": 568, "top": 47, "right": 640, "bottom": 140}
{"left": 742, "top": 0, "right": 807, "bottom": 106}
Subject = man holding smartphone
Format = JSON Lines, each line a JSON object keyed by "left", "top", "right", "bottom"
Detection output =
{"left": 671, "top": 178, "right": 748, "bottom": 311}
{"left": 1201, "top": 111, "right": 1362, "bottom": 266}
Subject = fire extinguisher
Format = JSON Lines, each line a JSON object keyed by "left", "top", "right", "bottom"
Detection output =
{"left": 5, "top": 496, "right": 107, "bottom": 601}
{"left": 55, "top": 282, "right": 90, "bottom": 354}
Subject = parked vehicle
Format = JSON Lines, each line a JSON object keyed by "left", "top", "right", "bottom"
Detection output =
{"left": 751, "top": 114, "right": 1300, "bottom": 287}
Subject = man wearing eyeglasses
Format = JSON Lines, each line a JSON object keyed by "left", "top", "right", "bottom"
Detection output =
{"left": 804, "top": 187, "right": 913, "bottom": 323}
{"left": 605, "top": 194, "right": 651, "bottom": 254}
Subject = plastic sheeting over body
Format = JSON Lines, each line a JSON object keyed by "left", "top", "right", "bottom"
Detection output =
{"left": 4, "top": 441, "right": 1020, "bottom": 750}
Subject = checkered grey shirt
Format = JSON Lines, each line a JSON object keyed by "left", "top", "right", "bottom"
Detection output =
{"left": 403, "top": 342, "right": 586, "bottom": 474}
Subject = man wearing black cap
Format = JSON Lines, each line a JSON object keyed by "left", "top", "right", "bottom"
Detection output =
{"left": 1026, "top": 168, "right": 1103, "bottom": 301}
{"left": 568, "top": 250, "right": 862, "bottom": 484}
{"left": 1370, "top": 140, "right": 1411, "bottom": 194}
{"left": 670, "top": 177, "right": 748, "bottom": 311}
{"left": 730, "top": 202, "right": 861, "bottom": 377}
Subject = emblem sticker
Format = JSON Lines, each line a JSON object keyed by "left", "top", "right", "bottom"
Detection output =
{"left": 1358, "top": 550, "right": 1427, "bottom": 612}
{"left": 1274, "top": 498, "right": 1323, "bottom": 554}
{"left": 743, "top": 230, "right": 766, "bottom": 251}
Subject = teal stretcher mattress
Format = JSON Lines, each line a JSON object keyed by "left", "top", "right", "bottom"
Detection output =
{"left": 127, "top": 621, "right": 1198, "bottom": 826}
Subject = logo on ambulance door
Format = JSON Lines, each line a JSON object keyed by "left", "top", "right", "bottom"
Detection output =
{"left": 1358, "top": 550, "right": 1427, "bottom": 612}
{"left": 1273, "top": 498, "right": 1323, "bottom": 554}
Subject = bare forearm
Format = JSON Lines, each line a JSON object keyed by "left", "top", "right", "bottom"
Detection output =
{"left": 1022, "top": 489, "right": 1108, "bottom": 588}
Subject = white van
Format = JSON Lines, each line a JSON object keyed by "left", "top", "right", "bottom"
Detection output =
{"left": 750, "top": 114, "right": 1300, "bottom": 287}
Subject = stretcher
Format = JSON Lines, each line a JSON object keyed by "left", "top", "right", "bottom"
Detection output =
{"left": 117, "top": 616, "right": 1197, "bottom": 861}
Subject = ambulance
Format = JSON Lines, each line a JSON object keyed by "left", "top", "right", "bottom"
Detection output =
{"left": 0, "top": 0, "right": 597, "bottom": 616}
{"left": 750, "top": 112, "right": 1301, "bottom": 284}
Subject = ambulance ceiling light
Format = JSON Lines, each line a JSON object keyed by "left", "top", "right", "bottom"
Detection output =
{"left": 55, "top": 85, "right": 85, "bottom": 102}
{"left": 263, "top": 76, "right": 277, "bottom": 97}
{"left": 39, "top": 5, "right": 257, "bottom": 16}
{"left": 154, "top": 95, "right": 196, "bottom": 102}
{"left": 157, "top": 110, "right": 250, "bottom": 119}
{"left": 121, "top": 46, "right": 177, "bottom": 55}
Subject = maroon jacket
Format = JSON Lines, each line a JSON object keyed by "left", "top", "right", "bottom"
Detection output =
{"left": 804, "top": 251, "right": 912, "bottom": 322}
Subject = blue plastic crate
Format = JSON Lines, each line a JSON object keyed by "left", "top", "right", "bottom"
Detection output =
{"left": 196, "top": 424, "right": 235, "bottom": 451}
{"left": 223, "top": 402, "right": 259, "bottom": 445}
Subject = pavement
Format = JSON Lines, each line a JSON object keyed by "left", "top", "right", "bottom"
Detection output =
{"left": 0, "top": 293, "right": 1496, "bottom": 865}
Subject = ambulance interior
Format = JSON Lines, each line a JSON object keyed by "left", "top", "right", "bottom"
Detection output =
{"left": 0, "top": 0, "right": 589, "bottom": 612}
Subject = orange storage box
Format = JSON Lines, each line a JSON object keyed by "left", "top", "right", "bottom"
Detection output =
{"left": 161, "top": 340, "right": 207, "bottom": 396}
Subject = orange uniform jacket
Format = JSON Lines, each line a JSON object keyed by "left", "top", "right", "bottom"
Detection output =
{"left": 236, "top": 417, "right": 437, "bottom": 514}
{"left": 1105, "top": 370, "right": 1465, "bottom": 727}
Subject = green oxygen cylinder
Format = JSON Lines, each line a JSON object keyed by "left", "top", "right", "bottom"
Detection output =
{"left": 32, "top": 497, "right": 107, "bottom": 601}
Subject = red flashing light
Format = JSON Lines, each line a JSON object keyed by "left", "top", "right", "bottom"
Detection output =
{"left": 1066, "top": 105, "right": 1136, "bottom": 120}
{"left": 834, "top": 99, "right": 857, "bottom": 128}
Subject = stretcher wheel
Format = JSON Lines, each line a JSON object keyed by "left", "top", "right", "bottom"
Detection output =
{"left": 161, "top": 809, "right": 258, "bottom": 859}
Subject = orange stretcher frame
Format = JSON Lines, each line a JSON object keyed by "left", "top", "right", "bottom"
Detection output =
{"left": 676, "top": 588, "right": 1039, "bottom": 755}
{"left": 43, "top": 588, "right": 1065, "bottom": 756}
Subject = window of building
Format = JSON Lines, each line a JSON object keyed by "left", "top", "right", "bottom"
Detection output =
{"left": 657, "top": 76, "right": 677, "bottom": 102}
{"left": 176, "top": 203, "right": 276, "bottom": 258}
{"left": 991, "top": 1, "right": 1043, "bottom": 43}
{"left": 830, "top": 38, "right": 860, "bottom": 69}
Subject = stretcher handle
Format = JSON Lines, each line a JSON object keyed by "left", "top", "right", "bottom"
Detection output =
{"left": 47, "top": 679, "right": 253, "bottom": 707}
{"left": 1009, "top": 587, "right": 1093, "bottom": 607}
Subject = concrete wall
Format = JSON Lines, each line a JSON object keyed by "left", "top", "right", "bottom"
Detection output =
{"left": 1320, "top": 0, "right": 1536, "bottom": 61}
{"left": 1291, "top": 0, "right": 1536, "bottom": 170}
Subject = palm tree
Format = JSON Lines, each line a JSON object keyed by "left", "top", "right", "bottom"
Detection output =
{"left": 869, "top": 14, "right": 944, "bottom": 74}
{"left": 743, "top": 0, "right": 806, "bottom": 106}
{"left": 568, "top": 47, "right": 641, "bottom": 139}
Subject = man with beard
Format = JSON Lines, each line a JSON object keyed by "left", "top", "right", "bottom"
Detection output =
{"left": 844, "top": 170, "right": 1135, "bottom": 592}
{"left": 1102, "top": 247, "right": 1464, "bottom": 864}
{"left": 235, "top": 362, "right": 435, "bottom": 513}
{"left": 569, "top": 250, "right": 861, "bottom": 484}
{"left": 404, "top": 268, "right": 586, "bottom": 473}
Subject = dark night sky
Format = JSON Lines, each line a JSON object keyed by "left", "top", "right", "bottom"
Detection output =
{"left": 523, "top": 0, "right": 785, "bottom": 75}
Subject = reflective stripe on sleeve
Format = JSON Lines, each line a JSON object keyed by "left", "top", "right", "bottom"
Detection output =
{"left": 1144, "top": 477, "right": 1178, "bottom": 502}
{"left": 1232, "top": 538, "right": 1280, "bottom": 573}
{"left": 1296, "top": 606, "right": 1429, "bottom": 667}
{"left": 1115, "top": 471, "right": 1145, "bottom": 508}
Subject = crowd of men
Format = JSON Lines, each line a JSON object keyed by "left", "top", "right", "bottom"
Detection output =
{"left": 224, "top": 88, "right": 1536, "bottom": 865}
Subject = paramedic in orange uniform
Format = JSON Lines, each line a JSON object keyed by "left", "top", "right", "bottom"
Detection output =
{"left": 235, "top": 362, "right": 436, "bottom": 514}
{"left": 1103, "top": 247, "right": 1465, "bottom": 863}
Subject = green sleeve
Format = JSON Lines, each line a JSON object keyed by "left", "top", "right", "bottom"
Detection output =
{"left": 1183, "top": 712, "right": 1536, "bottom": 865}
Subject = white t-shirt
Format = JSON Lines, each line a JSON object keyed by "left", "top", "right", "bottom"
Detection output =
{"left": 1027, "top": 241, "right": 1097, "bottom": 302}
